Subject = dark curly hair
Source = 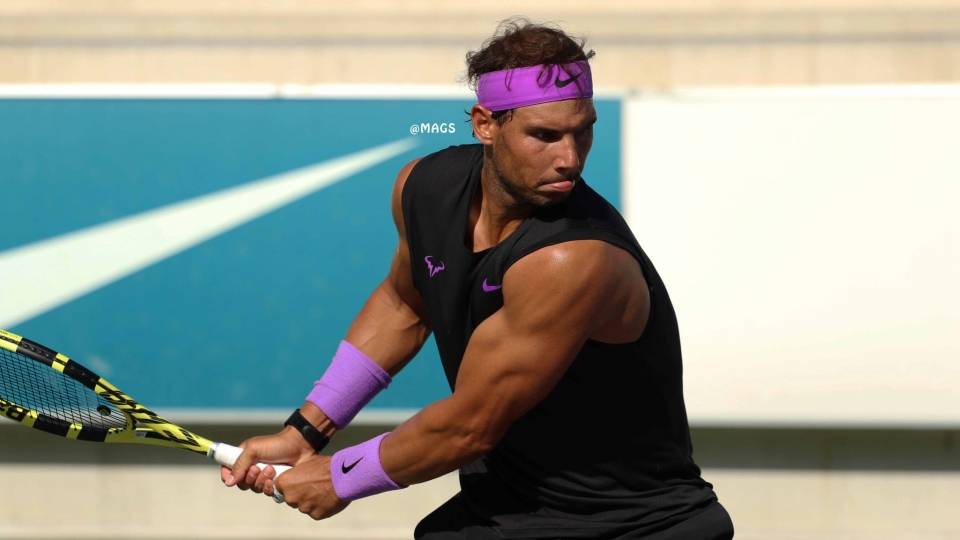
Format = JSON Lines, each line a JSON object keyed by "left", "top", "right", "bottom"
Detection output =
{"left": 465, "top": 18, "right": 595, "bottom": 126}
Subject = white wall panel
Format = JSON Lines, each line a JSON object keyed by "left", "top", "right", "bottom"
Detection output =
{"left": 623, "top": 85, "right": 960, "bottom": 427}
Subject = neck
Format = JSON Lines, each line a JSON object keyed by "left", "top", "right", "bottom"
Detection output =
{"left": 469, "top": 160, "right": 532, "bottom": 252}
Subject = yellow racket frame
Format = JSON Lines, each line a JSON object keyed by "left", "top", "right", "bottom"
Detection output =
{"left": 1, "top": 328, "right": 214, "bottom": 454}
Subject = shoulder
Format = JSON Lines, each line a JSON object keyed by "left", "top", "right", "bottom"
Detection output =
{"left": 392, "top": 144, "right": 483, "bottom": 227}
{"left": 393, "top": 144, "right": 480, "bottom": 204}
{"left": 504, "top": 240, "right": 639, "bottom": 304}
{"left": 508, "top": 239, "right": 634, "bottom": 281}
{"left": 407, "top": 143, "right": 481, "bottom": 180}
{"left": 390, "top": 156, "right": 423, "bottom": 236}
{"left": 391, "top": 156, "right": 422, "bottom": 204}
{"left": 394, "top": 145, "right": 479, "bottom": 188}
{"left": 502, "top": 240, "right": 649, "bottom": 339}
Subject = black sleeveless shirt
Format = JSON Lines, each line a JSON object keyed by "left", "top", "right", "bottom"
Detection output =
{"left": 402, "top": 144, "right": 717, "bottom": 538}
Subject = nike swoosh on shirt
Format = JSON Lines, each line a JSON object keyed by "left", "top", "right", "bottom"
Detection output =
{"left": 481, "top": 279, "right": 502, "bottom": 292}
{"left": 0, "top": 138, "right": 418, "bottom": 328}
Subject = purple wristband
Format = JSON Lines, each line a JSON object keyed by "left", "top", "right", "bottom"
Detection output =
{"left": 330, "top": 433, "right": 403, "bottom": 501}
{"left": 307, "top": 341, "right": 391, "bottom": 428}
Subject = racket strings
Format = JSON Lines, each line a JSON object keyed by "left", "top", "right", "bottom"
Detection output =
{"left": 0, "top": 348, "right": 126, "bottom": 430}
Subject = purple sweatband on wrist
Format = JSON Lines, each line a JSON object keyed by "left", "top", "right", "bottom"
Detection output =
{"left": 306, "top": 340, "right": 391, "bottom": 428}
{"left": 330, "top": 432, "right": 403, "bottom": 501}
{"left": 476, "top": 60, "right": 593, "bottom": 112}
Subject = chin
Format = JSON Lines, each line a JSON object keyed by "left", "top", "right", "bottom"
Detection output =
{"left": 528, "top": 190, "right": 573, "bottom": 207}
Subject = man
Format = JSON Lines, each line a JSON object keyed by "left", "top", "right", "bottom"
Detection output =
{"left": 223, "top": 20, "right": 734, "bottom": 539}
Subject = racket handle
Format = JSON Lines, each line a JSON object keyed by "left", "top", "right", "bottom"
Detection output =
{"left": 211, "top": 442, "right": 292, "bottom": 503}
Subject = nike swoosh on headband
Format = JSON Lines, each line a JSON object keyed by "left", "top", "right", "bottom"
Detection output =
{"left": 0, "top": 138, "right": 418, "bottom": 328}
{"left": 555, "top": 72, "right": 581, "bottom": 88}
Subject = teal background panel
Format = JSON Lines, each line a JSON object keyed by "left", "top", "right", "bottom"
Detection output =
{"left": 0, "top": 96, "right": 622, "bottom": 410}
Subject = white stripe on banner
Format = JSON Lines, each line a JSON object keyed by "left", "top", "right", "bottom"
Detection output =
{"left": 0, "top": 138, "right": 418, "bottom": 328}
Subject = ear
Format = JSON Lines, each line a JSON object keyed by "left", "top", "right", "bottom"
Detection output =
{"left": 471, "top": 104, "right": 497, "bottom": 144}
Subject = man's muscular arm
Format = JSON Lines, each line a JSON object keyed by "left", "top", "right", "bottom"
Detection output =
{"left": 380, "top": 239, "right": 649, "bottom": 483}
{"left": 224, "top": 157, "right": 429, "bottom": 488}
{"left": 295, "top": 158, "right": 431, "bottom": 428}
{"left": 340, "top": 157, "right": 430, "bottom": 376}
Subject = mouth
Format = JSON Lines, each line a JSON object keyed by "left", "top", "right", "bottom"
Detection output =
{"left": 539, "top": 178, "right": 577, "bottom": 193}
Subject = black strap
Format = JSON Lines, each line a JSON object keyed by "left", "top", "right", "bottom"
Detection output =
{"left": 284, "top": 409, "right": 330, "bottom": 453}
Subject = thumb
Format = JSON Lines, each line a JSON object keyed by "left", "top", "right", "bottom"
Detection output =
{"left": 229, "top": 442, "right": 258, "bottom": 486}
{"left": 220, "top": 465, "right": 235, "bottom": 486}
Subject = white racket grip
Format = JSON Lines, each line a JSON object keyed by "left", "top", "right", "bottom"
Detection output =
{"left": 211, "top": 442, "right": 292, "bottom": 504}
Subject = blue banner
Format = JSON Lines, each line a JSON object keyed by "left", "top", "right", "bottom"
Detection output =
{"left": 0, "top": 96, "right": 621, "bottom": 411}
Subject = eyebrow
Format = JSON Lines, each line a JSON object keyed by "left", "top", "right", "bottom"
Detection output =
{"left": 528, "top": 116, "right": 598, "bottom": 133}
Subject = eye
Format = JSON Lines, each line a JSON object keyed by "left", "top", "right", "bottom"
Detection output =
{"left": 532, "top": 129, "right": 560, "bottom": 142}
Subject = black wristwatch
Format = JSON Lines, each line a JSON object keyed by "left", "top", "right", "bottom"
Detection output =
{"left": 284, "top": 409, "right": 330, "bottom": 453}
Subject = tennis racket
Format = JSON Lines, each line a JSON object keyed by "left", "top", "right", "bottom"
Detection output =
{"left": 0, "top": 328, "right": 291, "bottom": 502}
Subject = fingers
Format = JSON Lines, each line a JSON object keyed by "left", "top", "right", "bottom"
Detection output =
{"left": 240, "top": 463, "right": 276, "bottom": 494}
{"left": 242, "top": 463, "right": 260, "bottom": 487}
{"left": 222, "top": 463, "right": 281, "bottom": 504}
{"left": 220, "top": 465, "right": 233, "bottom": 485}
{"left": 299, "top": 504, "right": 331, "bottom": 521}
{"left": 229, "top": 442, "right": 255, "bottom": 488}
{"left": 221, "top": 463, "right": 247, "bottom": 489}
{"left": 220, "top": 443, "right": 284, "bottom": 499}
{"left": 224, "top": 457, "right": 345, "bottom": 520}
{"left": 268, "top": 466, "right": 287, "bottom": 499}
{"left": 253, "top": 464, "right": 276, "bottom": 495}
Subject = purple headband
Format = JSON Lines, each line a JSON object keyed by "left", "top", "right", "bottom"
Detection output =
{"left": 476, "top": 61, "right": 593, "bottom": 112}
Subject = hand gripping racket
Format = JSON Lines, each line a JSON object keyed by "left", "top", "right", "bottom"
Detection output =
{"left": 0, "top": 329, "right": 291, "bottom": 502}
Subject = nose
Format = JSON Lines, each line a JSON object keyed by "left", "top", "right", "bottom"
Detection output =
{"left": 555, "top": 134, "right": 581, "bottom": 177}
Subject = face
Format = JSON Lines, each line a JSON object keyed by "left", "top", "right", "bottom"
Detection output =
{"left": 475, "top": 99, "right": 597, "bottom": 207}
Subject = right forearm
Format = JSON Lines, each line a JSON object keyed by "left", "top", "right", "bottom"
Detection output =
{"left": 298, "top": 401, "right": 339, "bottom": 438}
{"left": 342, "top": 279, "right": 430, "bottom": 376}
{"left": 299, "top": 276, "right": 427, "bottom": 436}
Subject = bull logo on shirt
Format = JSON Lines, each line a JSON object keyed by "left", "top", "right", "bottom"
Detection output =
{"left": 425, "top": 256, "right": 446, "bottom": 278}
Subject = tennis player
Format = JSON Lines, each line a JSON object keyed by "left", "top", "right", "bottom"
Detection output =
{"left": 223, "top": 20, "right": 734, "bottom": 539}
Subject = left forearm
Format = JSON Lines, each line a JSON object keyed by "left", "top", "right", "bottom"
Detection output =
{"left": 379, "top": 394, "right": 498, "bottom": 485}
{"left": 376, "top": 319, "right": 561, "bottom": 486}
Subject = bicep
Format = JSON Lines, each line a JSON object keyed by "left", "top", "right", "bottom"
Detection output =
{"left": 450, "top": 308, "right": 583, "bottom": 443}
{"left": 386, "top": 157, "right": 427, "bottom": 318}
{"left": 343, "top": 158, "right": 428, "bottom": 362}
{"left": 450, "top": 242, "right": 621, "bottom": 442}
{"left": 384, "top": 236, "right": 426, "bottom": 319}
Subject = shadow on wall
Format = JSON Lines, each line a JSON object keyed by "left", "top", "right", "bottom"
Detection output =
{"left": 1, "top": 423, "right": 958, "bottom": 471}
